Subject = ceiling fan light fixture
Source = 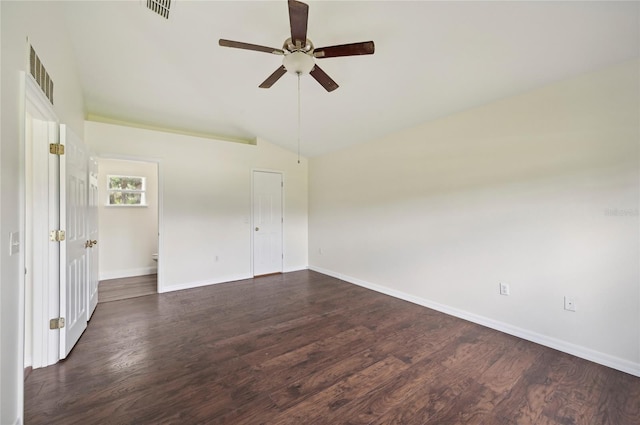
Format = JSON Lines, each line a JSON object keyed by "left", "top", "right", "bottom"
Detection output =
{"left": 283, "top": 51, "right": 315, "bottom": 75}
{"left": 219, "top": 0, "right": 374, "bottom": 91}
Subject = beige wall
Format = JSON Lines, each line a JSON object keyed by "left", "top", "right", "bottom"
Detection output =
{"left": 98, "top": 159, "right": 159, "bottom": 280}
{"left": 86, "top": 122, "right": 309, "bottom": 292}
{"left": 309, "top": 60, "right": 640, "bottom": 375}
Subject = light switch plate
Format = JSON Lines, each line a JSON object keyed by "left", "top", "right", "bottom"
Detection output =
{"left": 9, "top": 231, "right": 20, "bottom": 255}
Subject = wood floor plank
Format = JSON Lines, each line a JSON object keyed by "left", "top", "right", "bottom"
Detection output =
{"left": 491, "top": 349, "right": 580, "bottom": 424}
{"left": 24, "top": 270, "right": 640, "bottom": 425}
{"left": 238, "top": 314, "right": 354, "bottom": 365}
{"left": 425, "top": 379, "right": 504, "bottom": 424}
{"left": 586, "top": 362, "right": 640, "bottom": 425}
{"left": 249, "top": 326, "right": 377, "bottom": 397}
{"left": 338, "top": 357, "right": 440, "bottom": 425}
{"left": 368, "top": 360, "right": 476, "bottom": 425}
{"left": 440, "top": 327, "right": 511, "bottom": 381}
{"left": 253, "top": 325, "right": 373, "bottom": 375}
{"left": 269, "top": 355, "right": 410, "bottom": 424}
{"left": 477, "top": 339, "right": 544, "bottom": 394}
{"left": 539, "top": 356, "right": 609, "bottom": 424}
{"left": 267, "top": 347, "right": 382, "bottom": 409}
{"left": 206, "top": 395, "right": 280, "bottom": 425}
{"left": 99, "top": 274, "right": 157, "bottom": 303}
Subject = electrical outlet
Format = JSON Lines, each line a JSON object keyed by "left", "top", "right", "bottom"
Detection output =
{"left": 499, "top": 283, "right": 510, "bottom": 296}
{"left": 564, "top": 296, "right": 576, "bottom": 312}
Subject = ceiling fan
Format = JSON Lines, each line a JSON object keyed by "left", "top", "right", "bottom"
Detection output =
{"left": 219, "top": 0, "right": 375, "bottom": 92}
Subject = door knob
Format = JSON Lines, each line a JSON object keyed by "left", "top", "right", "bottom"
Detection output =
{"left": 255, "top": 227, "right": 259, "bottom": 231}
{"left": 85, "top": 240, "right": 98, "bottom": 248}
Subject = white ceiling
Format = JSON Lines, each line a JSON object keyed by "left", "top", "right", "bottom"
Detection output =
{"left": 61, "top": 1, "right": 639, "bottom": 157}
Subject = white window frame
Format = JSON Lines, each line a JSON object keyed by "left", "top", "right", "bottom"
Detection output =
{"left": 106, "top": 175, "right": 147, "bottom": 207}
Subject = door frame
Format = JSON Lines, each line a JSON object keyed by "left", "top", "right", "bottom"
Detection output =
{"left": 87, "top": 155, "right": 100, "bottom": 320}
{"left": 251, "top": 169, "right": 284, "bottom": 276}
{"left": 24, "top": 72, "right": 62, "bottom": 369}
{"left": 96, "top": 154, "right": 164, "bottom": 292}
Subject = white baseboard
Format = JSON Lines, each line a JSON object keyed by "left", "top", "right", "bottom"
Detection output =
{"left": 100, "top": 267, "right": 158, "bottom": 281}
{"left": 283, "top": 265, "right": 309, "bottom": 273}
{"left": 159, "top": 273, "right": 252, "bottom": 294}
{"left": 309, "top": 265, "right": 640, "bottom": 378}
{"left": 160, "top": 267, "right": 309, "bottom": 293}
{"left": 24, "top": 354, "right": 32, "bottom": 369}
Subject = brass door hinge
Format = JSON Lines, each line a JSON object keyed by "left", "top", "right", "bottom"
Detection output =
{"left": 49, "top": 143, "right": 65, "bottom": 155}
{"left": 49, "top": 230, "right": 65, "bottom": 242}
{"left": 49, "top": 317, "right": 65, "bottom": 329}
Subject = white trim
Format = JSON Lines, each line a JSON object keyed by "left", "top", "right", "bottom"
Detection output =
{"left": 58, "top": 124, "right": 67, "bottom": 359}
{"left": 17, "top": 70, "right": 27, "bottom": 425}
{"left": 309, "top": 265, "right": 640, "bottom": 378}
{"left": 157, "top": 161, "right": 164, "bottom": 292}
{"left": 99, "top": 267, "right": 158, "bottom": 281}
{"left": 159, "top": 274, "right": 252, "bottom": 294}
{"left": 46, "top": 120, "right": 61, "bottom": 367}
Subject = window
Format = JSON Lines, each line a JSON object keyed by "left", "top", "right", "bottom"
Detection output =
{"left": 107, "top": 175, "right": 146, "bottom": 206}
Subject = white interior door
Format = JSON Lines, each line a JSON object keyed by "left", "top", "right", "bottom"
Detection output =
{"left": 87, "top": 156, "right": 99, "bottom": 319}
{"left": 59, "top": 124, "right": 89, "bottom": 359}
{"left": 25, "top": 75, "right": 62, "bottom": 369}
{"left": 253, "top": 171, "right": 283, "bottom": 276}
{"left": 28, "top": 116, "right": 61, "bottom": 368}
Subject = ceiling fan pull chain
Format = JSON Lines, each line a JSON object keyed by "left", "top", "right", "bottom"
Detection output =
{"left": 297, "top": 73, "right": 301, "bottom": 164}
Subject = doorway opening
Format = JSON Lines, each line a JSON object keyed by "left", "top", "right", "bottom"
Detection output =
{"left": 96, "top": 159, "right": 159, "bottom": 302}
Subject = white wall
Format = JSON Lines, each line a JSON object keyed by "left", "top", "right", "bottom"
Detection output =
{"left": 85, "top": 122, "right": 308, "bottom": 292}
{"left": 309, "top": 60, "right": 640, "bottom": 376}
{"left": 1, "top": 1, "right": 85, "bottom": 423}
{"left": 98, "top": 159, "right": 159, "bottom": 280}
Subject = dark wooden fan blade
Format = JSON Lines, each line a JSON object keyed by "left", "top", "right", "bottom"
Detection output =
{"left": 309, "top": 65, "right": 339, "bottom": 92}
{"left": 219, "top": 39, "right": 284, "bottom": 55}
{"left": 259, "top": 65, "right": 287, "bottom": 88}
{"left": 288, "top": 0, "right": 309, "bottom": 47}
{"left": 313, "top": 41, "right": 375, "bottom": 58}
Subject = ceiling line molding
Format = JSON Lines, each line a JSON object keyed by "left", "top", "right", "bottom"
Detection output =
{"left": 85, "top": 114, "right": 257, "bottom": 146}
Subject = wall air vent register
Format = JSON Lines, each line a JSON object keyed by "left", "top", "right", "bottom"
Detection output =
{"left": 29, "top": 46, "right": 54, "bottom": 105}
{"left": 147, "top": 0, "right": 171, "bottom": 19}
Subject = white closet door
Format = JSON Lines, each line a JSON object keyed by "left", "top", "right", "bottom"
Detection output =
{"left": 253, "top": 171, "right": 283, "bottom": 276}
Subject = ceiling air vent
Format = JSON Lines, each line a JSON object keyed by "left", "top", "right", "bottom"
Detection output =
{"left": 147, "top": 0, "right": 171, "bottom": 19}
{"left": 29, "top": 46, "right": 54, "bottom": 105}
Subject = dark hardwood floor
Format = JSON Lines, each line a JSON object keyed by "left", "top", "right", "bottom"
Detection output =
{"left": 24, "top": 270, "right": 639, "bottom": 424}
{"left": 98, "top": 274, "right": 157, "bottom": 303}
